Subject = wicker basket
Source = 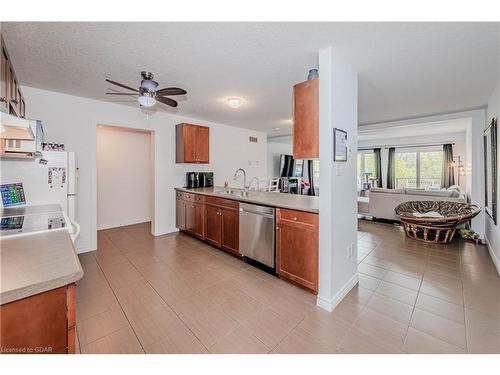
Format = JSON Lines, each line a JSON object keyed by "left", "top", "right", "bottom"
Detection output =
{"left": 394, "top": 201, "right": 480, "bottom": 244}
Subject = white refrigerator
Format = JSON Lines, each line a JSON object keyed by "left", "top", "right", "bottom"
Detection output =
{"left": 0, "top": 151, "right": 79, "bottom": 237}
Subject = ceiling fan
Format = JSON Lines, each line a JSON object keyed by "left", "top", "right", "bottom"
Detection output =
{"left": 105, "top": 71, "right": 187, "bottom": 108}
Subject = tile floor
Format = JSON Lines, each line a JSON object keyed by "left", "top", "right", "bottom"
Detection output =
{"left": 75, "top": 220, "right": 500, "bottom": 354}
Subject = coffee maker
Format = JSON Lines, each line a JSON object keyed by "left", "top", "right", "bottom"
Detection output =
{"left": 186, "top": 172, "right": 214, "bottom": 188}
{"left": 186, "top": 172, "right": 200, "bottom": 188}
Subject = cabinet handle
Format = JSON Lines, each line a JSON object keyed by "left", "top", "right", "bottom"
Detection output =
{"left": 275, "top": 226, "right": 280, "bottom": 230}
{"left": 293, "top": 217, "right": 298, "bottom": 221}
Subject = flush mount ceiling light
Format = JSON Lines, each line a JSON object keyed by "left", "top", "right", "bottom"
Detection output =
{"left": 226, "top": 97, "right": 244, "bottom": 108}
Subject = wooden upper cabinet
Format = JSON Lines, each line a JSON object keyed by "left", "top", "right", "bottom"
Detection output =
{"left": 0, "top": 45, "right": 8, "bottom": 113}
{"left": 293, "top": 78, "right": 319, "bottom": 159}
{"left": 195, "top": 125, "right": 210, "bottom": 163}
{"left": 1, "top": 35, "right": 26, "bottom": 118}
{"left": 276, "top": 208, "right": 318, "bottom": 293}
{"left": 176, "top": 123, "right": 210, "bottom": 163}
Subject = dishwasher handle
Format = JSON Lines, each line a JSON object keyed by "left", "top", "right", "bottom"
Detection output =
{"left": 239, "top": 207, "right": 275, "bottom": 219}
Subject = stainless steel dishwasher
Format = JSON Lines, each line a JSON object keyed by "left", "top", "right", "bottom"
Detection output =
{"left": 239, "top": 203, "right": 276, "bottom": 269}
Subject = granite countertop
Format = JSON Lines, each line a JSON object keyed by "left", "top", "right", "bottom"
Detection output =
{"left": 176, "top": 186, "right": 319, "bottom": 213}
{"left": 0, "top": 230, "right": 84, "bottom": 305}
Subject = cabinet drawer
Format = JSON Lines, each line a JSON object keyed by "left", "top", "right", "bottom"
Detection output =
{"left": 193, "top": 194, "right": 205, "bottom": 203}
{"left": 206, "top": 196, "right": 239, "bottom": 210}
{"left": 278, "top": 208, "right": 318, "bottom": 227}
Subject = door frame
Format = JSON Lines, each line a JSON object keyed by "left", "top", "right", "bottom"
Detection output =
{"left": 92, "top": 123, "right": 156, "bottom": 249}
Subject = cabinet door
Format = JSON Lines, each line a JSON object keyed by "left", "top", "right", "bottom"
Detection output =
{"left": 185, "top": 202, "right": 195, "bottom": 234}
{"left": 0, "top": 46, "right": 8, "bottom": 113}
{"left": 8, "top": 66, "right": 19, "bottom": 117}
{"left": 293, "top": 78, "right": 319, "bottom": 159}
{"left": 192, "top": 202, "right": 205, "bottom": 239}
{"left": 195, "top": 126, "right": 210, "bottom": 163}
{"left": 204, "top": 205, "right": 222, "bottom": 247}
{"left": 221, "top": 208, "right": 239, "bottom": 255}
{"left": 183, "top": 124, "right": 197, "bottom": 163}
{"left": 176, "top": 198, "right": 186, "bottom": 230}
{"left": 277, "top": 220, "right": 318, "bottom": 292}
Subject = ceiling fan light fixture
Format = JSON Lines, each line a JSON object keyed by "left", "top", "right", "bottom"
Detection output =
{"left": 138, "top": 94, "right": 156, "bottom": 107}
{"left": 226, "top": 97, "right": 244, "bottom": 109}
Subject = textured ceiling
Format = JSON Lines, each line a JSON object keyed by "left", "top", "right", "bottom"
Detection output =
{"left": 2, "top": 22, "right": 499, "bottom": 135}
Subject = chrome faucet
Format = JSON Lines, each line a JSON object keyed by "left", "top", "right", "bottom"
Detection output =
{"left": 248, "top": 177, "right": 260, "bottom": 191}
{"left": 233, "top": 168, "right": 247, "bottom": 193}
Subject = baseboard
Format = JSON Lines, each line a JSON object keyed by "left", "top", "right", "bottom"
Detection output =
{"left": 485, "top": 237, "right": 500, "bottom": 276}
{"left": 316, "top": 273, "right": 359, "bottom": 312}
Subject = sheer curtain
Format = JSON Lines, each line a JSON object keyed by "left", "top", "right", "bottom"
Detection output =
{"left": 387, "top": 147, "right": 396, "bottom": 189}
{"left": 442, "top": 144, "right": 455, "bottom": 188}
{"left": 373, "top": 148, "right": 382, "bottom": 188}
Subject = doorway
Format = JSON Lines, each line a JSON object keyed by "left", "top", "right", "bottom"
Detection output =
{"left": 96, "top": 125, "right": 154, "bottom": 231}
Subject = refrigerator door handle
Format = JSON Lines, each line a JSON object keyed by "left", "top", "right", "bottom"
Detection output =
{"left": 70, "top": 221, "right": 81, "bottom": 244}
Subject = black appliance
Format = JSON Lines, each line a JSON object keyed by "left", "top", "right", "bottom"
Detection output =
{"left": 199, "top": 172, "right": 214, "bottom": 187}
{"left": 186, "top": 172, "right": 214, "bottom": 188}
{"left": 279, "top": 154, "right": 304, "bottom": 178}
{"left": 186, "top": 172, "right": 200, "bottom": 188}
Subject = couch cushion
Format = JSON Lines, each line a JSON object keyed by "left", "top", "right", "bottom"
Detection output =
{"left": 405, "top": 189, "right": 459, "bottom": 198}
{"left": 370, "top": 188, "right": 405, "bottom": 194}
{"left": 357, "top": 196, "right": 369, "bottom": 213}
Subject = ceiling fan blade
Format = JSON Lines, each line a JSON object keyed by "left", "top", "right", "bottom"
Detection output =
{"left": 156, "top": 96, "right": 178, "bottom": 107}
{"left": 106, "top": 92, "right": 138, "bottom": 95}
{"left": 105, "top": 79, "right": 139, "bottom": 92}
{"left": 156, "top": 87, "right": 187, "bottom": 96}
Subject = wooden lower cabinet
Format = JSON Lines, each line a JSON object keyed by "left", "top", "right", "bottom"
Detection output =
{"left": 220, "top": 208, "right": 239, "bottom": 255}
{"left": 0, "top": 284, "right": 76, "bottom": 354}
{"left": 276, "top": 208, "right": 318, "bottom": 293}
{"left": 175, "top": 191, "right": 239, "bottom": 256}
{"left": 204, "top": 204, "right": 222, "bottom": 247}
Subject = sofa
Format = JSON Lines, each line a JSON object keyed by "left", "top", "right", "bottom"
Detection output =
{"left": 358, "top": 187, "right": 467, "bottom": 221}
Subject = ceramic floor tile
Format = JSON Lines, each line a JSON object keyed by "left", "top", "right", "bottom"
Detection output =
{"left": 210, "top": 326, "right": 270, "bottom": 354}
{"left": 242, "top": 307, "right": 299, "bottom": 349}
{"left": 187, "top": 306, "right": 239, "bottom": 348}
{"left": 272, "top": 327, "right": 336, "bottom": 354}
{"left": 80, "top": 326, "right": 144, "bottom": 354}
{"left": 382, "top": 270, "right": 422, "bottom": 291}
{"left": 76, "top": 307, "right": 130, "bottom": 347}
{"left": 410, "top": 308, "right": 466, "bottom": 349}
{"left": 220, "top": 291, "right": 264, "bottom": 324}
{"left": 375, "top": 281, "right": 418, "bottom": 306}
{"left": 416, "top": 293, "right": 465, "bottom": 324}
{"left": 403, "top": 327, "right": 466, "bottom": 354}
{"left": 367, "top": 293, "right": 414, "bottom": 325}
{"left": 338, "top": 327, "right": 393, "bottom": 354}
{"left": 358, "top": 263, "right": 388, "bottom": 279}
{"left": 144, "top": 323, "right": 208, "bottom": 354}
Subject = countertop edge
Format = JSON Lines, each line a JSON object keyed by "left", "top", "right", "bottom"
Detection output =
{"left": 175, "top": 187, "right": 319, "bottom": 214}
{"left": 0, "top": 269, "right": 84, "bottom": 305}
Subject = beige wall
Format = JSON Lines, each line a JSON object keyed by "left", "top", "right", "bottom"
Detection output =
{"left": 97, "top": 126, "right": 152, "bottom": 230}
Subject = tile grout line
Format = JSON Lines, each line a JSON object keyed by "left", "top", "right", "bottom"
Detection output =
{"left": 92, "top": 232, "right": 147, "bottom": 353}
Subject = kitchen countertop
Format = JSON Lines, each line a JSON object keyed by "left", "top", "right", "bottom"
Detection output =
{"left": 175, "top": 186, "right": 319, "bottom": 213}
{"left": 0, "top": 230, "right": 84, "bottom": 305}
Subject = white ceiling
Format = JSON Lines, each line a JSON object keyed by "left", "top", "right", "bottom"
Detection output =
{"left": 2, "top": 22, "right": 499, "bottom": 135}
{"left": 358, "top": 118, "right": 469, "bottom": 142}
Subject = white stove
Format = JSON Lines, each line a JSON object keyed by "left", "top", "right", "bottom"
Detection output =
{"left": 0, "top": 204, "right": 80, "bottom": 243}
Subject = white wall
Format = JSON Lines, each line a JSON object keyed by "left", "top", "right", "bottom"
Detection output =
{"left": 96, "top": 126, "right": 152, "bottom": 230}
{"left": 22, "top": 86, "right": 267, "bottom": 253}
{"left": 358, "top": 132, "right": 468, "bottom": 193}
{"left": 485, "top": 79, "right": 500, "bottom": 273}
{"left": 317, "top": 47, "right": 359, "bottom": 312}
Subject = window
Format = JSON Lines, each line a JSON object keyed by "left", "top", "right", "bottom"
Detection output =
{"left": 395, "top": 147, "right": 443, "bottom": 189}
{"left": 357, "top": 151, "right": 378, "bottom": 186}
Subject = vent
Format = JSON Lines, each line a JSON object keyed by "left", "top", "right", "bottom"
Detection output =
{"left": 249, "top": 136, "right": 258, "bottom": 143}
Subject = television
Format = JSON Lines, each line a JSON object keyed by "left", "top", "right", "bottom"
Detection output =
{"left": 279, "top": 154, "right": 304, "bottom": 177}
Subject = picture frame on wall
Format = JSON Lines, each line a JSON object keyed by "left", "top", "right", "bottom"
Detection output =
{"left": 333, "top": 128, "right": 348, "bottom": 162}
{"left": 484, "top": 117, "right": 498, "bottom": 225}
